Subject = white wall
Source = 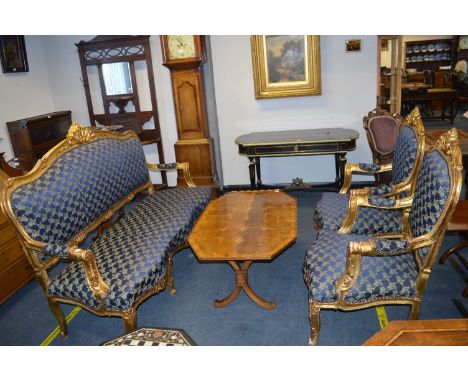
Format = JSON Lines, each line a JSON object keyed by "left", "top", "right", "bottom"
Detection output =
{"left": 1, "top": 35, "right": 380, "bottom": 187}
{"left": 39, "top": 35, "right": 180, "bottom": 185}
{"left": 210, "top": 35, "right": 377, "bottom": 185}
{"left": 0, "top": 36, "right": 56, "bottom": 158}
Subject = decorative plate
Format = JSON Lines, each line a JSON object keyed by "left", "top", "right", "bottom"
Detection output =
{"left": 421, "top": 45, "right": 427, "bottom": 52}
{"left": 424, "top": 55, "right": 430, "bottom": 61}
{"left": 406, "top": 46, "right": 413, "bottom": 54}
{"left": 406, "top": 57, "right": 410, "bottom": 63}
{"left": 435, "top": 42, "right": 444, "bottom": 51}
{"left": 428, "top": 44, "right": 435, "bottom": 52}
{"left": 443, "top": 42, "right": 451, "bottom": 51}
{"left": 436, "top": 53, "right": 442, "bottom": 60}
{"left": 417, "top": 55, "right": 423, "bottom": 62}
{"left": 429, "top": 54, "right": 435, "bottom": 61}
{"left": 411, "top": 56, "right": 417, "bottom": 62}
{"left": 412, "top": 45, "right": 420, "bottom": 53}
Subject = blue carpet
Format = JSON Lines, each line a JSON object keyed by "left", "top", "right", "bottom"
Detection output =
{"left": 0, "top": 191, "right": 466, "bottom": 345}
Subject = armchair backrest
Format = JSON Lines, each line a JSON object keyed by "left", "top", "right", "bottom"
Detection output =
{"left": 1, "top": 124, "right": 151, "bottom": 260}
{"left": 408, "top": 128, "right": 463, "bottom": 268}
{"left": 389, "top": 107, "right": 425, "bottom": 195}
{"left": 364, "top": 109, "right": 402, "bottom": 161}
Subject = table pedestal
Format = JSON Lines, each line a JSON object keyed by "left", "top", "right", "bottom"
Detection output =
{"left": 214, "top": 261, "right": 276, "bottom": 310}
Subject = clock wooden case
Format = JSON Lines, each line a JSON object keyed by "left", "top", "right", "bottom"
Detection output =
{"left": 161, "top": 35, "right": 216, "bottom": 186}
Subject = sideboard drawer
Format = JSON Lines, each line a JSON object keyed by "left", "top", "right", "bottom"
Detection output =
{"left": 0, "top": 239, "right": 26, "bottom": 271}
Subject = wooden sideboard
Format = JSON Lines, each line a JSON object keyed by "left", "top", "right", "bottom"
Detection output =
{"left": 6, "top": 111, "right": 72, "bottom": 171}
{"left": 0, "top": 170, "right": 33, "bottom": 304}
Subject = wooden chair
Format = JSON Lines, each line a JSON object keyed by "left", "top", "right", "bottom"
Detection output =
{"left": 363, "top": 108, "right": 404, "bottom": 185}
{"left": 439, "top": 200, "right": 468, "bottom": 297}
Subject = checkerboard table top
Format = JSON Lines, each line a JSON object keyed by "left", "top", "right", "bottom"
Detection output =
{"left": 188, "top": 190, "right": 297, "bottom": 261}
{"left": 102, "top": 327, "right": 196, "bottom": 346}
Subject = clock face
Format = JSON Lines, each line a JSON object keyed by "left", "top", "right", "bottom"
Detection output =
{"left": 459, "top": 36, "right": 468, "bottom": 50}
{"left": 167, "top": 35, "right": 196, "bottom": 60}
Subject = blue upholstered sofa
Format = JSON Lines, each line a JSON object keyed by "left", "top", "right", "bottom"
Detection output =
{"left": 0, "top": 123, "right": 212, "bottom": 336}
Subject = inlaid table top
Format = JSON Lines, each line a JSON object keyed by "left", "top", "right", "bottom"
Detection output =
{"left": 189, "top": 190, "right": 297, "bottom": 261}
{"left": 235, "top": 128, "right": 359, "bottom": 146}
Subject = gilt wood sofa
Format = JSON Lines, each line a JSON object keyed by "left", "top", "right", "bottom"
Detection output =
{"left": 0, "top": 123, "right": 212, "bottom": 337}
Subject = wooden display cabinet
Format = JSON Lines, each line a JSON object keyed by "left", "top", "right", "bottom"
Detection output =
{"left": 405, "top": 38, "right": 456, "bottom": 73}
{"left": 6, "top": 111, "right": 72, "bottom": 171}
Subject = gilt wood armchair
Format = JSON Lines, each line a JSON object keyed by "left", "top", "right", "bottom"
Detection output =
{"left": 314, "top": 107, "right": 425, "bottom": 236}
{"left": 303, "top": 128, "right": 463, "bottom": 345}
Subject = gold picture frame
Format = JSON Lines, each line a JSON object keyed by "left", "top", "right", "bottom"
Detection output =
{"left": 250, "top": 35, "right": 321, "bottom": 99}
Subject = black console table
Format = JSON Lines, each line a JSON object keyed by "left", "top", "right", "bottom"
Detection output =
{"left": 235, "top": 128, "right": 359, "bottom": 189}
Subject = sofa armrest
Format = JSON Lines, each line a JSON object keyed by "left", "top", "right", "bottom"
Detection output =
{"left": 41, "top": 243, "right": 109, "bottom": 300}
{"left": 147, "top": 162, "right": 196, "bottom": 187}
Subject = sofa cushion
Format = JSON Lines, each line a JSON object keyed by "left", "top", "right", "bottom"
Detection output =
{"left": 314, "top": 192, "right": 403, "bottom": 235}
{"left": 303, "top": 230, "right": 418, "bottom": 304}
{"left": 47, "top": 187, "right": 212, "bottom": 311}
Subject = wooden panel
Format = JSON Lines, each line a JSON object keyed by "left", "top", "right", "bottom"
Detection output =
{"left": 0, "top": 256, "right": 33, "bottom": 304}
{"left": 175, "top": 139, "right": 213, "bottom": 186}
{"left": 0, "top": 238, "right": 26, "bottom": 271}
{"left": 0, "top": 222, "right": 17, "bottom": 247}
{"left": 363, "top": 319, "right": 468, "bottom": 346}
{"left": 171, "top": 71, "right": 207, "bottom": 140}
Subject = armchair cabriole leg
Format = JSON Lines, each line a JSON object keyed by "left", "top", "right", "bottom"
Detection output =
{"left": 47, "top": 297, "right": 68, "bottom": 338}
{"left": 122, "top": 309, "right": 137, "bottom": 334}
{"left": 308, "top": 302, "right": 321, "bottom": 346}
{"left": 408, "top": 301, "right": 421, "bottom": 320}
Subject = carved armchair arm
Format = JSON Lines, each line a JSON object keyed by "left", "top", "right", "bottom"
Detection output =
{"left": 335, "top": 238, "right": 411, "bottom": 296}
{"left": 340, "top": 163, "right": 393, "bottom": 193}
{"left": 41, "top": 243, "right": 109, "bottom": 300}
{"left": 147, "top": 162, "right": 195, "bottom": 187}
{"left": 339, "top": 189, "right": 413, "bottom": 234}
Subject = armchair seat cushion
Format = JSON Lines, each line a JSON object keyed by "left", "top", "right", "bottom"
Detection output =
{"left": 48, "top": 187, "right": 212, "bottom": 311}
{"left": 314, "top": 192, "right": 403, "bottom": 235}
{"left": 303, "top": 230, "right": 418, "bottom": 304}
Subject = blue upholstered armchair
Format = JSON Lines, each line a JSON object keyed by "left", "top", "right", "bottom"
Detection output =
{"left": 303, "top": 129, "right": 462, "bottom": 345}
{"left": 314, "top": 107, "right": 425, "bottom": 236}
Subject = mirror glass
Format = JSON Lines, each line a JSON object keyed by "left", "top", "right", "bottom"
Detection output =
{"left": 102, "top": 62, "right": 133, "bottom": 95}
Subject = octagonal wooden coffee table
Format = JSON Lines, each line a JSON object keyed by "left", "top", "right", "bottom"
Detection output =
{"left": 188, "top": 190, "right": 297, "bottom": 310}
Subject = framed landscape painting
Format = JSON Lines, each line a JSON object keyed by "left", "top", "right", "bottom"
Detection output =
{"left": 250, "top": 35, "right": 321, "bottom": 99}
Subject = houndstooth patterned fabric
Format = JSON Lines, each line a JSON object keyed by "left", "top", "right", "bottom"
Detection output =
{"left": 368, "top": 196, "right": 396, "bottom": 208}
{"left": 369, "top": 185, "right": 394, "bottom": 196}
{"left": 409, "top": 150, "right": 451, "bottom": 263}
{"left": 314, "top": 192, "right": 403, "bottom": 235}
{"left": 47, "top": 187, "right": 212, "bottom": 311}
{"left": 391, "top": 125, "right": 418, "bottom": 186}
{"left": 358, "top": 163, "right": 381, "bottom": 172}
{"left": 157, "top": 163, "right": 178, "bottom": 170}
{"left": 303, "top": 230, "right": 418, "bottom": 304}
{"left": 10, "top": 137, "right": 149, "bottom": 245}
{"left": 43, "top": 243, "right": 70, "bottom": 258}
{"left": 372, "top": 238, "right": 410, "bottom": 256}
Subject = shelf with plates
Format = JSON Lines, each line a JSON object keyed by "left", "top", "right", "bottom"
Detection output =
{"left": 405, "top": 38, "right": 456, "bottom": 72}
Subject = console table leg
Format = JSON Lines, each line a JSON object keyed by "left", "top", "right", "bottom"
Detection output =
{"left": 248, "top": 157, "right": 256, "bottom": 189}
{"left": 336, "top": 154, "right": 347, "bottom": 189}
{"left": 255, "top": 157, "right": 262, "bottom": 186}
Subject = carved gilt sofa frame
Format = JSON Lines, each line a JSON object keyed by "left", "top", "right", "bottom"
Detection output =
{"left": 0, "top": 123, "right": 211, "bottom": 337}
{"left": 304, "top": 129, "right": 463, "bottom": 345}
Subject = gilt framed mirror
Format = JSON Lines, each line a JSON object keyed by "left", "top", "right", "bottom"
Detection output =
{"left": 76, "top": 35, "right": 166, "bottom": 184}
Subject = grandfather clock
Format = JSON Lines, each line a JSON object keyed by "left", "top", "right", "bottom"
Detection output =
{"left": 160, "top": 35, "right": 216, "bottom": 186}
